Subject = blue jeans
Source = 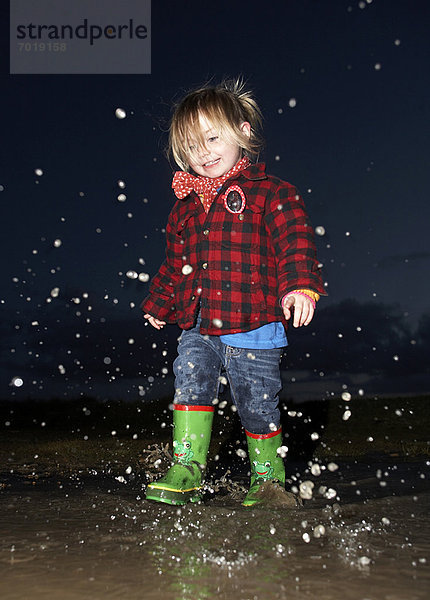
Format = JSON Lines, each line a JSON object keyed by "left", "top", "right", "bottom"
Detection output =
{"left": 173, "top": 317, "right": 283, "bottom": 434}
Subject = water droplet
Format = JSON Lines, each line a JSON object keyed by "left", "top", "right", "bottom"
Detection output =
{"left": 53, "top": 239, "right": 62, "bottom": 248}
{"left": 299, "top": 480, "right": 314, "bottom": 499}
{"left": 115, "top": 108, "right": 126, "bottom": 119}
{"left": 341, "top": 392, "right": 351, "bottom": 401}
{"left": 126, "top": 270, "right": 138, "bottom": 279}
{"left": 325, "top": 487, "right": 337, "bottom": 499}
{"left": 311, "top": 463, "right": 321, "bottom": 476}
{"left": 288, "top": 98, "right": 297, "bottom": 108}
{"left": 277, "top": 445, "right": 288, "bottom": 458}
{"left": 182, "top": 264, "right": 193, "bottom": 275}
{"left": 313, "top": 524, "right": 326, "bottom": 538}
{"left": 11, "top": 376, "right": 23, "bottom": 387}
{"left": 315, "top": 226, "right": 325, "bottom": 236}
{"left": 138, "top": 273, "right": 150, "bottom": 282}
{"left": 34, "top": 168, "right": 43, "bottom": 176}
{"left": 212, "top": 318, "right": 223, "bottom": 328}
{"left": 117, "top": 193, "right": 127, "bottom": 202}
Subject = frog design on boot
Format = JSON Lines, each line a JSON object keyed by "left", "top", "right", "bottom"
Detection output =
{"left": 173, "top": 440, "right": 194, "bottom": 465}
{"left": 252, "top": 460, "right": 275, "bottom": 481}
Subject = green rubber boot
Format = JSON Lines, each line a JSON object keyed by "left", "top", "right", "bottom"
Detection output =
{"left": 145, "top": 404, "right": 214, "bottom": 506}
{"left": 242, "top": 427, "right": 286, "bottom": 507}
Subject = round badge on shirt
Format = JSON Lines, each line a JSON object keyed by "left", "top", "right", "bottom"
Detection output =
{"left": 223, "top": 185, "right": 246, "bottom": 214}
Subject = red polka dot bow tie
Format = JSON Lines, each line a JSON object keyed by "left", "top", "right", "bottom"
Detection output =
{"left": 172, "top": 156, "right": 250, "bottom": 202}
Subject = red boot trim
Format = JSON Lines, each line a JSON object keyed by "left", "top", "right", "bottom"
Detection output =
{"left": 173, "top": 404, "right": 214, "bottom": 412}
{"left": 245, "top": 427, "right": 282, "bottom": 439}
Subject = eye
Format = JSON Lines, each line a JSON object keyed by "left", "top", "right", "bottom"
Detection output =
{"left": 265, "top": 461, "right": 271, "bottom": 468}
{"left": 208, "top": 136, "right": 218, "bottom": 143}
{"left": 185, "top": 442, "right": 191, "bottom": 449}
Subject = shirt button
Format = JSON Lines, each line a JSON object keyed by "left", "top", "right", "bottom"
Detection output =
{"left": 191, "top": 295, "right": 195, "bottom": 301}
{"left": 202, "top": 262, "right": 208, "bottom": 269}
{"left": 203, "top": 229, "right": 209, "bottom": 235}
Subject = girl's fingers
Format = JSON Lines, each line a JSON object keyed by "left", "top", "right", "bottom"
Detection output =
{"left": 283, "top": 295, "right": 315, "bottom": 327}
{"left": 144, "top": 314, "right": 166, "bottom": 329}
{"left": 293, "top": 302, "right": 305, "bottom": 327}
{"left": 303, "top": 306, "right": 315, "bottom": 326}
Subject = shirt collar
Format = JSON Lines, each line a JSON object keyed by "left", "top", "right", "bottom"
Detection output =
{"left": 234, "top": 162, "right": 267, "bottom": 181}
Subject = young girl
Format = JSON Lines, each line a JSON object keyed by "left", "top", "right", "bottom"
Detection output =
{"left": 142, "top": 79, "right": 325, "bottom": 506}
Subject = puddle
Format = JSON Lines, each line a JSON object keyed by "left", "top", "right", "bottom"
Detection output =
{"left": 0, "top": 459, "right": 429, "bottom": 599}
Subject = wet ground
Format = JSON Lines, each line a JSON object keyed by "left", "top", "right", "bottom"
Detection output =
{"left": 1, "top": 396, "right": 429, "bottom": 598}
{"left": 1, "top": 457, "right": 429, "bottom": 600}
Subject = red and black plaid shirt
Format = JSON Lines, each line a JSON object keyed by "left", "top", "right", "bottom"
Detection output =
{"left": 141, "top": 163, "right": 326, "bottom": 335}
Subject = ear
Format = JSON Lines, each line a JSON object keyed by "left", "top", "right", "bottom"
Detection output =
{"left": 240, "top": 121, "right": 251, "bottom": 138}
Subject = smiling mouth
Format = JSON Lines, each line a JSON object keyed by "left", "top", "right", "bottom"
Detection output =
{"left": 203, "top": 158, "right": 220, "bottom": 167}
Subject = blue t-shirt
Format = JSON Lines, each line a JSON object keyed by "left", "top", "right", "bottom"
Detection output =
{"left": 220, "top": 322, "right": 287, "bottom": 349}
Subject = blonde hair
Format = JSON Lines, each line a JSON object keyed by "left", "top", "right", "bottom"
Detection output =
{"left": 168, "top": 78, "right": 264, "bottom": 172}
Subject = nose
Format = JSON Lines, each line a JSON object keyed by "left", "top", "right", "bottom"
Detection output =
{"left": 197, "top": 144, "right": 210, "bottom": 158}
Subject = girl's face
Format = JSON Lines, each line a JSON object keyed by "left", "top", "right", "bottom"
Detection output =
{"left": 186, "top": 114, "right": 250, "bottom": 178}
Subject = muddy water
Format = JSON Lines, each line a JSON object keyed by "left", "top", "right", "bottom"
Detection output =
{"left": 1, "top": 460, "right": 429, "bottom": 600}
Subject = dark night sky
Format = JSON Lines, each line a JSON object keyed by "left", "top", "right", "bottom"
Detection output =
{"left": 1, "top": 0, "right": 429, "bottom": 402}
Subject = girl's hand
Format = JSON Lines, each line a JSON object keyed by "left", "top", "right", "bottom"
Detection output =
{"left": 144, "top": 314, "right": 166, "bottom": 330}
{"left": 282, "top": 294, "right": 315, "bottom": 328}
